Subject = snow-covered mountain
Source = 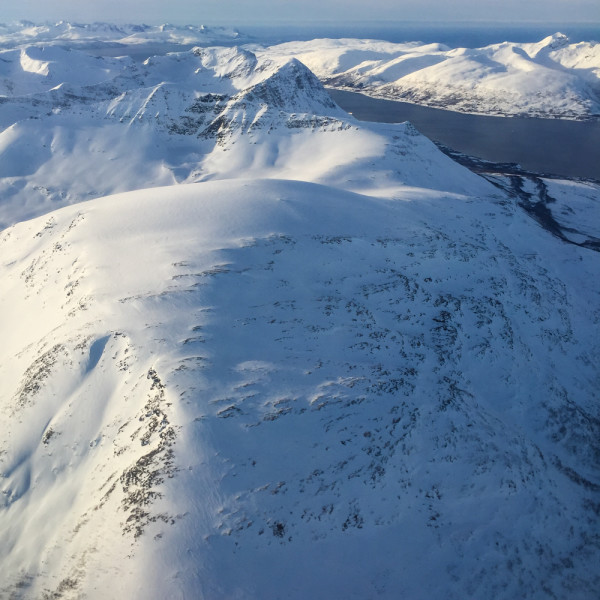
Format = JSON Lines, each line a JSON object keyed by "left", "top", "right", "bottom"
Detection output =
{"left": 0, "top": 21, "right": 241, "bottom": 48}
{"left": 2, "top": 172, "right": 599, "bottom": 599}
{"left": 1, "top": 178, "right": 599, "bottom": 599}
{"left": 265, "top": 33, "right": 600, "bottom": 119}
{"left": 3, "top": 21, "right": 599, "bottom": 119}
{"left": 0, "top": 25, "right": 599, "bottom": 600}
{"left": 0, "top": 43, "right": 487, "bottom": 228}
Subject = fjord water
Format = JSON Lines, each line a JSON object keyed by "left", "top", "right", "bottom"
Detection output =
{"left": 329, "top": 89, "right": 600, "bottom": 180}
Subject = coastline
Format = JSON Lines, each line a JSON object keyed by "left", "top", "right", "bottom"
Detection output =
{"left": 329, "top": 88, "right": 600, "bottom": 180}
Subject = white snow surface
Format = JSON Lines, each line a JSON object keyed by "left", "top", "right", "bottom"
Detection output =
{"left": 0, "top": 24, "right": 599, "bottom": 600}
{"left": 1, "top": 177, "right": 599, "bottom": 599}
{"left": 0, "top": 21, "right": 241, "bottom": 47}
{"left": 264, "top": 33, "right": 600, "bottom": 119}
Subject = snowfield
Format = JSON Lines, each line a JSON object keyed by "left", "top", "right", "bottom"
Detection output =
{"left": 264, "top": 33, "right": 600, "bottom": 119}
{"left": 0, "top": 21, "right": 242, "bottom": 48}
{"left": 1, "top": 178, "right": 599, "bottom": 599}
{"left": 0, "top": 21, "right": 599, "bottom": 600}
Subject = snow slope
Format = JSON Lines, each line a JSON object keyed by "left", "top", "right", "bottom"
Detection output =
{"left": 0, "top": 45, "right": 128, "bottom": 96}
{"left": 265, "top": 33, "right": 600, "bottom": 119}
{"left": 0, "top": 43, "right": 488, "bottom": 228}
{"left": 1, "top": 177, "right": 599, "bottom": 599}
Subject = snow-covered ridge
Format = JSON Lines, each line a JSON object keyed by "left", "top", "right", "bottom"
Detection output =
{"left": 265, "top": 33, "right": 600, "bottom": 119}
{"left": 0, "top": 20, "right": 241, "bottom": 47}
{"left": 0, "top": 41, "right": 487, "bottom": 228}
{"left": 0, "top": 178, "right": 598, "bottom": 598}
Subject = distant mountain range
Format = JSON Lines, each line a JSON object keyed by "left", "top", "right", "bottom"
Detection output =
{"left": 0, "top": 21, "right": 241, "bottom": 47}
{"left": 2, "top": 21, "right": 599, "bottom": 119}
{"left": 266, "top": 32, "right": 600, "bottom": 119}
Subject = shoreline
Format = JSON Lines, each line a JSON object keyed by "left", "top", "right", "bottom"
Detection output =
{"left": 326, "top": 86, "right": 600, "bottom": 123}
{"left": 329, "top": 88, "right": 600, "bottom": 180}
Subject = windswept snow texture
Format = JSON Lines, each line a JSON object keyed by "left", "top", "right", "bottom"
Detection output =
{"left": 0, "top": 23, "right": 599, "bottom": 600}
{"left": 1, "top": 179, "right": 599, "bottom": 599}
{"left": 265, "top": 33, "right": 600, "bottom": 119}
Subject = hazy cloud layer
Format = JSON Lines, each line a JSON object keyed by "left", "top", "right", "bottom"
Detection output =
{"left": 3, "top": 0, "right": 599, "bottom": 25}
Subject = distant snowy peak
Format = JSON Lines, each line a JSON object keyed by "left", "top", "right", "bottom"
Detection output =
{"left": 102, "top": 48, "right": 347, "bottom": 137}
{"left": 539, "top": 32, "right": 570, "bottom": 51}
{"left": 192, "top": 45, "right": 258, "bottom": 80}
{"left": 546, "top": 37, "right": 600, "bottom": 78}
{"left": 199, "top": 57, "right": 347, "bottom": 143}
{"left": 0, "top": 21, "right": 242, "bottom": 48}
{"left": 231, "top": 57, "right": 341, "bottom": 116}
{"left": 267, "top": 34, "right": 600, "bottom": 119}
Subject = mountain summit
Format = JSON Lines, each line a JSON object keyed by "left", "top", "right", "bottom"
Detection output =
{"left": 1, "top": 173, "right": 598, "bottom": 599}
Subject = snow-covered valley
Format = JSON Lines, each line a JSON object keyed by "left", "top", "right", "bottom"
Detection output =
{"left": 0, "top": 21, "right": 599, "bottom": 599}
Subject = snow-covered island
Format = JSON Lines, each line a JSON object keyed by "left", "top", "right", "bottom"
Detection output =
{"left": 0, "top": 21, "right": 599, "bottom": 600}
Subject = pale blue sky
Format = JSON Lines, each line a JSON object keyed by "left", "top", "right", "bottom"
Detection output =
{"left": 2, "top": 0, "right": 599, "bottom": 25}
